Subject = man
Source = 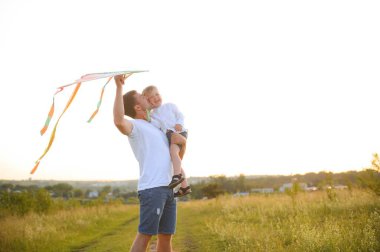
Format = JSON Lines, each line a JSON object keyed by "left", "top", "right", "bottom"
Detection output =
{"left": 113, "top": 74, "right": 180, "bottom": 252}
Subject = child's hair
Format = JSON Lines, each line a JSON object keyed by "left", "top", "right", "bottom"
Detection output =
{"left": 142, "top": 85, "right": 158, "bottom": 97}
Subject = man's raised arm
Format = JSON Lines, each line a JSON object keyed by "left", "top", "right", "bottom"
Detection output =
{"left": 113, "top": 75, "right": 133, "bottom": 135}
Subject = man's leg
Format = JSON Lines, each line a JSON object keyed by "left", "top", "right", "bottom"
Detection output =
{"left": 130, "top": 232, "right": 152, "bottom": 252}
{"left": 156, "top": 234, "right": 173, "bottom": 252}
{"left": 157, "top": 189, "right": 176, "bottom": 252}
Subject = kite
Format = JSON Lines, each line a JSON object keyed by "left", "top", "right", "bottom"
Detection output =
{"left": 31, "top": 70, "right": 147, "bottom": 175}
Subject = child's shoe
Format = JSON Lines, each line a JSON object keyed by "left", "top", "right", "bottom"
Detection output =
{"left": 174, "top": 186, "right": 192, "bottom": 197}
{"left": 168, "top": 174, "right": 185, "bottom": 189}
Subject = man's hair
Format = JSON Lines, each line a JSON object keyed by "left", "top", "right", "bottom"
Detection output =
{"left": 123, "top": 90, "right": 138, "bottom": 118}
{"left": 142, "top": 85, "right": 157, "bottom": 96}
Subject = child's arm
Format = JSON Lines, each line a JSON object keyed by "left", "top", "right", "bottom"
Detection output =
{"left": 172, "top": 104, "right": 185, "bottom": 131}
{"left": 175, "top": 124, "right": 183, "bottom": 132}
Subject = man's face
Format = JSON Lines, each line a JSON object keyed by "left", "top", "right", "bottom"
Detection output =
{"left": 134, "top": 93, "right": 151, "bottom": 110}
{"left": 147, "top": 89, "right": 162, "bottom": 109}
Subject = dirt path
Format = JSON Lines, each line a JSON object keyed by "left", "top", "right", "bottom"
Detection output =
{"left": 70, "top": 216, "right": 139, "bottom": 252}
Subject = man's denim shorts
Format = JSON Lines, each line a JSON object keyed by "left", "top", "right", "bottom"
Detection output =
{"left": 138, "top": 186, "right": 176, "bottom": 235}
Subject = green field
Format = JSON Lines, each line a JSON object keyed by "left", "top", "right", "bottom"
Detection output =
{"left": 1, "top": 189, "right": 379, "bottom": 252}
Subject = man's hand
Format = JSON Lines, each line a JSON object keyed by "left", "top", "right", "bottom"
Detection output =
{"left": 175, "top": 124, "right": 183, "bottom": 132}
{"left": 114, "top": 74, "right": 132, "bottom": 87}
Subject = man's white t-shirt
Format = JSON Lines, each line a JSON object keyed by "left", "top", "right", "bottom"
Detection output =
{"left": 128, "top": 119, "right": 172, "bottom": 191}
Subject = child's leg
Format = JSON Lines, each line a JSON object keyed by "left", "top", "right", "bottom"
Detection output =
{"left": 168, "top": 132, "right": 191, "bottom": 190}
{"left": 170, "top": 133, "right": 188, "bottom": 187}
{"left": 174, "top": 167, "right": 192, "bottom": 197}
{"left": 170, "top": 133, "right": 186, "bottom": 147}
{"left": 180, "top": 167, "right": 188, "bottom": 188}
{"left": 170, "top": 133, "right": 186, "bottom": 175}
{"left": 170, "top": 143, "right": 182, "bottom": 175}
{"left": 179, "top": 143, "right": 186, "bottom": 160}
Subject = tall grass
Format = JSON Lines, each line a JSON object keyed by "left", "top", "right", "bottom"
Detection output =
{"left": 1, "top": 189, "right": 379, "bottom": 251}
{"left": 0, "top": 204, "right": 138, "bottom": 252}
{"left": 204, "top": 190, "right": 380, "bottom": 251}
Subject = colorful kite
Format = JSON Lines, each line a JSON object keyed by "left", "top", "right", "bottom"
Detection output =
{"left": 31, "top": 70, "right": 147, "bottom": 174}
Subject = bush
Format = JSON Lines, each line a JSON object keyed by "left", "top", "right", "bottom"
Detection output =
{"left": 0, "top": 189, "right": 52, "bottom": 216}
{"left": 34, "top": 189, "right": 53, "bottom": 214}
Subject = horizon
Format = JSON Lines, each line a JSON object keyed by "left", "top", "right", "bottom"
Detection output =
{"left": 0, "top": 168, "right": 368, "bottom": 183}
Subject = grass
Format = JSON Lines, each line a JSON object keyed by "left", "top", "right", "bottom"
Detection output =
{"left": 0, "top": 204, "right": 139, "bottom": 252}
{"left": 0, "top": 189, "right": 379, "bottom": 251}
{"left": 201, "top": 190, "right": 380, "bottom": 251}
{"left": 173, "top": 200, "right": 224, "bottom": 251}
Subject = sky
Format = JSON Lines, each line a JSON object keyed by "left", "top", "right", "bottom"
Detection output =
{"left": 0, "top": 0, "right": 380, "bottom": 181}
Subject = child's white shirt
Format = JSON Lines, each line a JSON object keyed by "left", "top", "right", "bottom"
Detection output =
{"left": 151, "top": 103, "right": 187, "bottom": 133}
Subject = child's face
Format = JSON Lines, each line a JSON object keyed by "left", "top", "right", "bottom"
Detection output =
{"left": 146, "top": 88, "right": 162, "bottom": 108}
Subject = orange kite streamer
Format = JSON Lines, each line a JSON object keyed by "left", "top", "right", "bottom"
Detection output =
{"left": 31, "top": 70, "right": 147, "bottom": 174}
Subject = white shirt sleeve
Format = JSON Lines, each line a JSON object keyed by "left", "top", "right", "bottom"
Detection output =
{"left": 171, "top": 103, "right": 185, "bottom": 126}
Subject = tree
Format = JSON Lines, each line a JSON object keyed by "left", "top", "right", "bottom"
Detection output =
{"left": 112, "top": 188, "right": 121, "bottom": 197}
{"left": 34, "top": 189, "right": 52, "bottom": 214}
{"left": 236, "top": 174, "right": 247, "bottom": 192}
{"left": 359, "top": 153, "right": 380, "bottom": 196}
{"left": 73, "top": 189, "right": 84, "bottom": 198}
{"left": 285, "top": 178, "right": 301, "bottom": 205}
{"left": 100, "top": 186, "right": 112, "bottom": 197}
{"left": 0, "top": 183, "right": 14, "bottom": 192}
{"left": 201, "top": 183, "right": 225, "bottom": 198}
{"left": 49, "top": 183, "right": 73, "bottom": 198}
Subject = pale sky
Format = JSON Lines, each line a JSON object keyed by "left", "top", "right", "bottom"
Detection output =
{"left": 0, "top": 0, "right": 379, "bottom": 181}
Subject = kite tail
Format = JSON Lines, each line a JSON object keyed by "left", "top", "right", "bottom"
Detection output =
{"left": 40, "top": 87, "right": 66, "bottom": 135}
{"left": 87, "top": 76, "right": 113, "bottom": 123}
{"left": 31, "top": 82, "right": 82, "bottom": 174}
{"left": 40, "top": 98, "right": 55, "bottom": 135}
{"left": 30, "top": 161, "right": 40, "bottom": 175}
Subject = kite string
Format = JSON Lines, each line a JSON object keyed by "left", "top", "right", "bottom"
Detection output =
{"left": 87, "top": 76, "right": 113, "bottom": 123}
{"left": 87, "top": 74, "right": 132, "bottom": 123}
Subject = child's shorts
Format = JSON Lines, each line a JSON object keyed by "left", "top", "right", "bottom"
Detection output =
{"left": 166, "top": 130, "right": 188, "bottom": 147}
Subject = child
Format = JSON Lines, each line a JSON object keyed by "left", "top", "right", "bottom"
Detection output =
{"left": 142, "top": 85, "right": 191, "bottom": 197}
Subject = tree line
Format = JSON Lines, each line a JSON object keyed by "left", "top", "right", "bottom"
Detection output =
{"left": 1, "top": 154, "right": 379, "bottom": 216}
{"left": 189, "top": 153, "right": 380, "bottom": 199}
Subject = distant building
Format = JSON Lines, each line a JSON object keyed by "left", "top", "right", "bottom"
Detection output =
{"left": 334, "top": 185, "right": 348, "bottom": 190}
{"left": 88, "top": 191, "right": 99, "bottom": 198}
{"left": 233, "top": 192, "right": 249, "bottom": 197}
{"left": 279, "top": 182, "right": 307, "bottom": 192}
{"left": 305, "top": 186, "right": 318, "bottom": 192}
{"left": 251, "top": 188, "right": 274, "bottom": 193}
